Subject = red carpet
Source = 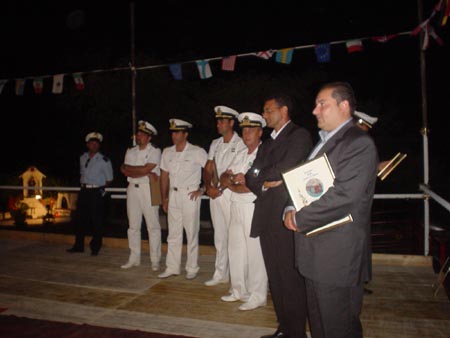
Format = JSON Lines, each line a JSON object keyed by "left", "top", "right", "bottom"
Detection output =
{"left": 0, "top": 315, "right": 194, "bottom": 338}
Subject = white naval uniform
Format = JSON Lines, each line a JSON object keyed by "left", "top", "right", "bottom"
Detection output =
{"left": 207, "top": 133, "right": 246, "bottom": 281}
{"left": 124, "top": 143, "right": 162, "bottom": 266}
{"left": 227, "top": 145, "right": 268, "bottom": 304}
{"left": 160, "top": 142, "right": 208, "bottom": 275}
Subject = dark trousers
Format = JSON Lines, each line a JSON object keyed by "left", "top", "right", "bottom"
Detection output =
{"left": 73, "top": 188, "right": 105, "bottom": 253}
{"left": 304, "top": 278, "right": 364, "bottom": 338}
{"left": 260, "top": 226, "right": 307, "bottom": 338}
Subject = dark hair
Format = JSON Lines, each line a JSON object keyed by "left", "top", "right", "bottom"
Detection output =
{"left": 320, "top": 82, "right": 356, "bottom": 113}
{"left": 264, "top": 92, "right": 293, "bottom": 116}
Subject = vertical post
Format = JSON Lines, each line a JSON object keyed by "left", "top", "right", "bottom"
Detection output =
{"left": 417, "top": 0, "right": 430, "bottom": 255}
{"left": 130, "top": 1, "right": 137, "bottom": 146}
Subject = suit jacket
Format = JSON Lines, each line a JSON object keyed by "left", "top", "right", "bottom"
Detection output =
{"left": 295, "top": 121, "right": 378, "bottom": 287}
{"left": 246, "top": 121, "right": 312, "bottom": 238}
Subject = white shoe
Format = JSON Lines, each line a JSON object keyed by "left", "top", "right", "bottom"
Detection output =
{"left": 204, "top": 278, "right": 228, "bottom": 286}
{"left": 121, "top": 260, "right": 140, "bottom": 269}
{"left": 221, "top": 294, "right": 240, "bottom": 302}
{"left": 239, "top": 300, "right": 266, "bottom": 311}
{"left": 158, "top": 270, "right": 178, "bottom": 279}
{"left": 151, "top": 264, "right": 159, "bottom": 272}
{"left": 186, "top": 272, "right": 197, "bottom": 280}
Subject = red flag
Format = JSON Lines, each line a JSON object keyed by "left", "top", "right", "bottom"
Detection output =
{"left": 33, "top": 77, "right": 43, "bottom": 94}
{"left": 73, "top": 73, "right": 85, "bottom": 90}
{"left": 345, "top": 40, "right": 363, "bottom": 53}
{"left": 221, "top": 55, "right": 236, "bottom": 71}
{"left": 255, "top": 50, "right": 274, "bottom": 60}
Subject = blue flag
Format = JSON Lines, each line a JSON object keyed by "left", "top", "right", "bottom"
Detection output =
{"left": 315, "top": 43, "right": 331, "bottom": 63}
{"left": 169, "top": 63, "right": 182, "bottom": 80}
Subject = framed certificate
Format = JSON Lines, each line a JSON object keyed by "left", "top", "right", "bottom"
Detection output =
{"left": 282, "top": 154, "right": 335, "bottom": 212}
{"left": 282, "top": 153, "right": 353, "bottom": 236}
{"left": 377, "top": 152, "right": 407, "bottom": 181}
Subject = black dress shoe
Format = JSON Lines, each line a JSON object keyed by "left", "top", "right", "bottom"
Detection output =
{"left": 364, "top": 287, "right": 373, "bottom": 295}
{"left": 261, "top": 329, "right": 289, "bottom": 338}
{"left": 66, "top": 247, "right": 84, "bottom": 253}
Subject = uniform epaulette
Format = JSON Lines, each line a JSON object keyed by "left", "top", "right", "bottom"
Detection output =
{"left": 103, "top": 156, "right": 110, "bottom": 162}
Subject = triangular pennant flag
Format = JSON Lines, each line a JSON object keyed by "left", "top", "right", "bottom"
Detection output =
{"left": 52, "top": 74, "right": 64, "bottom": 94}
{"left": 346, "top": 39, "right": 364, "bottom": 53}
{"left": 196, "top": 60, "right": 213, "bottom": 79}
{"left": 371, "top": 34, "right": 398, "bottom": 43}
{"left": 275, "top": 48, "right": 294, "bottom": 64}
{"left": 73, "top": 73, "right": 85, "bottom": 90}
{"left": 33, "top": 77, "right": 44, "bottom": 94}
{"left": 15, "top": 78, "right": 26, "bottom": 96}
{"left": 169, "top": 63, "right": 183, "bottom": 80}
{"left": 442, "top": 0, "right": 450, "bottom": 25}
{"left": 255, "top": 50, "right": 274, "bottom": 60}
{"left": 0, "top": 79, "right": 8, "bottom": 94}
{"left": 315, "top": 43, "right": 331, "bottom": 63}
{"left": 221, "top": 55, "right": 237, "bottom": 71}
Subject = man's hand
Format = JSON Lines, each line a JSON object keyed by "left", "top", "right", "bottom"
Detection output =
{"left": 284, "top": 209, "right": 298, "bottom": 232}
{"left": 206, "top": 186, "right": 222, "bottom": 199}
{"left": 162, "top": 199, "right": 169, "bottom": 213}
{"left": 231, "top": 173, "right": 246, "bottom": 185}
{"left": 263, "top": 180, "right": 283, "bottom": 190}
{"left": 189, "top": 189, "right": 204, "bottom": 201}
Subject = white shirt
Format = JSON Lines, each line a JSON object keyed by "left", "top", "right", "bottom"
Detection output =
{"left": 207, "top": 132, "right": 246, "bottom": 177}
{"left": 228, "top": 144, "right": 260, "bottom": 203}
{"left": 270, "top": 120, "right": 291, "bottom": 140}
{"left": 124, "top": 143, "right": 161, "bottom": 183}
{"left": 160, "top": 142, "right": 208, "bottom": 188}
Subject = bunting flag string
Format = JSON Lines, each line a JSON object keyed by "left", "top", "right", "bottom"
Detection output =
{"left": 0, "top": 0, "right": 447, "bottom": 92}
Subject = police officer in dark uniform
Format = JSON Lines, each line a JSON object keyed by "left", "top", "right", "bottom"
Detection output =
{"left": 67, "top": 132, "right": 114, "bottom": 256}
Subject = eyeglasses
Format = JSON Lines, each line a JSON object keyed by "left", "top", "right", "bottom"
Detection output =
{"left": 263, "top": 106, "right": 280, "bottom": 114}
{"left": 85, "top": 158, "right": 91, "bottom": 168}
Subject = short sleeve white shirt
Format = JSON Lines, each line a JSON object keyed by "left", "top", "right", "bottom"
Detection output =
{"left": 160, "top": 142, "right": 208, "bottom": 188}
{"left": 228, "top": 145, "right": 259, "bottom": 203}
{"left": 207, "top": 132, "right": 246, "bottom": 177}
{"left": 124, "top": 143, "right": 161, "bottom": 183}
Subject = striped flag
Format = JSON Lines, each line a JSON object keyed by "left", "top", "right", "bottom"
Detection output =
{"left": 255, "top": 50, "right": 274, "bottom": 60}
{"left": 33, "top": 77, "right": 44, "bottom": 94}
{"left": 73, "top": 73, "right": 85, "bottom": 90}
{"left": 196, "top": 60, "right": 213, "bottom": 79}
{"left": 15, "top": 79, "right": 26, "bottom": 96}
{"left": 315, "top": 43, "right": 331, "bottom": 63}
{"left": 52, "top": 74, "right": 64, "bottom": 94}
{"left": 221, "top": 55, "right": 237, "bottom": 71}
{"left": 346, "top": 40, "right": 363, "bottom": 53}
{"left": 0, "top": 79, "right": 8, "bottom": 94}
{"left": 275, "top": 48, "right": 294, "bottom": 64}
{"left": 169, "top": 64, "right": 182, "bottom": 80}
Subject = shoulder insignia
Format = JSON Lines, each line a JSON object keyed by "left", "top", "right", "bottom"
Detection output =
{"left": 103, "top": 156, "right": 110, "bottom": 162}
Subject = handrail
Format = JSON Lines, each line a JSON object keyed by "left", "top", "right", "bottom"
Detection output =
{"left": 419, "top": 184, "right": 450, "bottom": 212}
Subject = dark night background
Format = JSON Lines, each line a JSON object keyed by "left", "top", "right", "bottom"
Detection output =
{"left": 1, "top": 1, "right": 450, "bottom": 230}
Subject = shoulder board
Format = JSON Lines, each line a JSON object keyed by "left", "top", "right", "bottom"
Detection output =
{"left": 103, "top": 156, "right": 110, "bottom": 162}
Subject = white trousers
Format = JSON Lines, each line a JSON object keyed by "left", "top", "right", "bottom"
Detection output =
{"left": 126, "top": 184, "right": 161, "bottom": 265}
{"left": 228, "top": 201, "right": 268, "bottom": 303}
{"left": 209, "top": 189, "right": 232, "bottom": 281}
{"left": 165, "top": 188, "right": 201, "bottom": 275}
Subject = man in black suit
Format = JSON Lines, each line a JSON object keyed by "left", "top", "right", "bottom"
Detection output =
{"left": 284, "top": 82, "right": 378, "bottom": 338}
{"left": 245, "top": 93, "right": 312, "bottom": 338}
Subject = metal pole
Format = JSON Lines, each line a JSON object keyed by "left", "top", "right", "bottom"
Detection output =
{"left": 417, "top": 0, "right": 430, "bottom": 255}
{"left": 130, "top": 1, "right": 137, "bottom": 146}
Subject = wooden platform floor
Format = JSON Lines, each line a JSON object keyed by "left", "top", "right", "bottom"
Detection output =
{"left": 0, "top": 230, "right": 449, "bottom": 338}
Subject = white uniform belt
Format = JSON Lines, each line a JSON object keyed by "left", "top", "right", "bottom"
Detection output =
{"left": 171, "top": 185, "right": 198, "bottom": 192}
{"left": 81, "top": 184, "right": 101, "bottom": 189}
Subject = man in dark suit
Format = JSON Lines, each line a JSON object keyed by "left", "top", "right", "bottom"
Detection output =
{"left": 284, "top": 82, "right": 378, "bottom": 338}
{"left": 245, "top": 93, "right": 312, "bottom": 338}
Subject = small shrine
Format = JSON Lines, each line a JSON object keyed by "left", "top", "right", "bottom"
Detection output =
{"left": 19, "top": 166, "right": 46, "bottom": 198}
